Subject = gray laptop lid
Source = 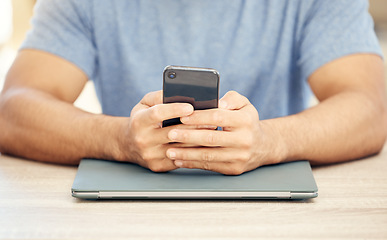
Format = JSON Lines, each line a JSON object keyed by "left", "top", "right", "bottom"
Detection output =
{"left": 72, "top": 159, "right": 318, "bottom": 200}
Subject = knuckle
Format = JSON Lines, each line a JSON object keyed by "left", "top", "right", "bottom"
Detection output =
{"left": 240, "top": 134, "right": 253, "bottom": 148}
{"left": 183, "top": 162, "right": 194, "bottom": 169}
{"left": 236, "top": 152, "right": 251, "bottom": 163}
{"left": 130, "top": 115, "right": 142, "bottom": 129}
{"left": 142, "top": 93, "right": 151, "bottom": 103}
{"left": 182, "top": 131, "right": 189, "bottom": 141}
{"left": 148, "top": 107, "right": 161, "bottom": 122}
{"left": 233, "top": 168, "right": 245, "bottom": 176}
{"left": 148, "top": 162, "right": 165, "bottom": 173}
{"left": 140, "top": 150, "right": 154, "bottom": 162}
{"left": 175, "top": 130, "right": 188, "bottom": 142}
{"left": 202, "top": 151, "right": 215, "bottom": 161}
{"left": 143, "top": 91, "right": 160, "bottom": 103}
{"left": 178, "top": 151, "right": 188, "bottom": 160}
{"left": 241, "top": 95, "right": 250, "bottom": 104}
{"left": 130, "top": 105, "right": 140, "bottom": 117}
{"left": 243, "top": 113, "right": 254, "bottom": 126}
{"left": 134, "top": 135, "right": 148, "bottom": 149}
{"left": 206, "top": 132, "right": 217, "bottom": 145}
{"left": 227, "top": 165, "right": 245, "bottom": 176}
{"left": 144, "top": 92, "right": 153, "bottom": 99}
{"left": 203, "top": 161, "right": 211, "bottom": 171}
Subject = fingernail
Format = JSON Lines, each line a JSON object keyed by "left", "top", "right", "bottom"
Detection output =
{"left": 168, "top": 150, "right": 176, "bottom": 159}
{"left": 169, "top": 130, "right": 178, "bottom": 140}
{"left": 174, "top": 160, "right": 183, "bottom": 167}
{"left": 184, "top": 105, "right": 193, "bottom": 114}
{"left": 181, "top": 116, "right": 189, "bottom": 123}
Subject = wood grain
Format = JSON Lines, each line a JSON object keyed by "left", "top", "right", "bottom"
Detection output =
{"left": 1, "top": 143, "right": 386, "bottom": 239}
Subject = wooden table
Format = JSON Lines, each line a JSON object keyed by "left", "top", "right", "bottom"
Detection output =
{"left": 1, "top": 143, "right": 386, "bottom": 239}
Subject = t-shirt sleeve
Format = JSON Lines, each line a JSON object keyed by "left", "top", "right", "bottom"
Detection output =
{"left": 297, "top": 0, "right": 383, "bottom": 81}
{"left": 21, "top": 0, "right": 96, "bottom": 79}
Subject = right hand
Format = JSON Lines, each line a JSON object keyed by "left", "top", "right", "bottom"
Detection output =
{"left": 117, "top": 90, "right": 194, "bottom": 172}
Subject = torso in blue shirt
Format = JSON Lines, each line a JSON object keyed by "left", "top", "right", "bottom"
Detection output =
{"left": 22, "top": 0, "right": 382, "bottom": 119}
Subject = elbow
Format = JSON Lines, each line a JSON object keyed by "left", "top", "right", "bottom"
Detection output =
{"left": 353, "top": 96, "right": 387, "bottom": 160}
{"left": 0, "top": 95, "right": 11, "bottom": 154}
{"left": 371, "top": 102, "right": 387, "bottom": 155}
{"left": 379, "top": 108, "right": 387, "bottom": 151}
{"left": 0, "top": 88, "right": 23, "bottom": 154}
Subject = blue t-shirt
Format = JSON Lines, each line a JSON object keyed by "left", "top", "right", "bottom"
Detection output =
{"left": 22, "top": 0, "right": 382, "bottom": 120}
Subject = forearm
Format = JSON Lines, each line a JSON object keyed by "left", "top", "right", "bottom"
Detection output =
{"left": 264, "top": 90, "right": 387, "bottom": 165}
{"left": 0, "top": 87, "right": 126, "bottom": 165}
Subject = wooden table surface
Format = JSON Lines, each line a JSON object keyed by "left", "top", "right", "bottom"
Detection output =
{"left": 1, "top": 143, "right": 387, "bottom": 239}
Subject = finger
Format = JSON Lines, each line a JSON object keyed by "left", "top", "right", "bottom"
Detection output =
{"left": 173, "top": 160, "right": 246, "bottom": 175}
{"left": 132, "top": 126, "right": 171, "bottom": 145}
{"left": 181, "top": 108, "right": 253, "bottom": 128}
{"left": 166, "top": 142, "right": 203, "bottom": 148}
{"left": 131, "top": 91, "right": 163, "bottom": 117}
{"left": 167, "top": 128, "right": 249, "bottom": 147}
{"left": 140, "top": 90, "right": 163, "bottom": 107}
{"left": 219, "top": 91, "right": 251, "bottom": 110}
{"left": 131, "top": 101, "right": 148, "bottom": 117}
{"left": 183, "top": 124, "right": 218, "bottom": 130}
{"left": 140, "top": 103, "right": 194, "bottom": 125}
{"left": 134, "top": 145, "right": 178, "bottom": 172}
{"left": 136, "top": 157, "right": 178, "bottom": 173}
{"left": 146, "top": 158, "right": 178, "bottom": 173}
{"left": 166, "top": 147, "right": 249, "bottom": 163}
{"left": 167, "top": 123, "right": 217, "bottom": 130}
{"left": 133, "top": 123, "right": 213, "bottom": 148}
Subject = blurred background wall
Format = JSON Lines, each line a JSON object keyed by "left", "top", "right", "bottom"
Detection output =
{"left": 369, "top": 0, "right": 387, "bottom": 25}
{"left": 1, "top": 0, "right": 35, "bottom": 49}
{"left": 3, "top": 0, "right": 387, "bottom": 53}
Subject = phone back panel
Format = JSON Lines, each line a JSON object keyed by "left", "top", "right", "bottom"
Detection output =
{"left": 163, "top": 66, "right": 219, "bottom": 127}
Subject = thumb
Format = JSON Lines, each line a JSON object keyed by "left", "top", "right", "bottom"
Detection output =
{"left": 131, "top": 90, "right": 163, "bottom": 117}
{"left": 141, "top": 90, "right": 163, "bottom": 107}
{"left": 219, "top": 91, "right": 250, "bottom": 110}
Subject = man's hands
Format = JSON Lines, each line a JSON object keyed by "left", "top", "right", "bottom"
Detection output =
{"left": 118, "top": 91, "right": 194, "bottom": 172}
{"left": 166, "top": 91, "right": 279, "bottom": 175}
{"left": 123, "top": 90, "right": 277, "bottom": 175}
{"left": 3, "top": 51, "right": 384, "bottom": 169}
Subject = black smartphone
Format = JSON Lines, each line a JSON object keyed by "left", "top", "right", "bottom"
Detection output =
{"left": 162, "top": 65, "right": 220, "bottom": 127}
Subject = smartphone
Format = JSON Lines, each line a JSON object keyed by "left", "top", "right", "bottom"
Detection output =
{"left": 162, "top": 65, "right": 220, "bottom": 127}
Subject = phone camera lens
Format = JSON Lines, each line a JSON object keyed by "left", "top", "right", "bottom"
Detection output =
{"left": 168, "top": 72, "right": 176, "bottom": 79}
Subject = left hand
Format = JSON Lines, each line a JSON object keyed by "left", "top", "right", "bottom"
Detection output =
{"left": 165, "top": 91, "right": 277, "bottom": 175}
